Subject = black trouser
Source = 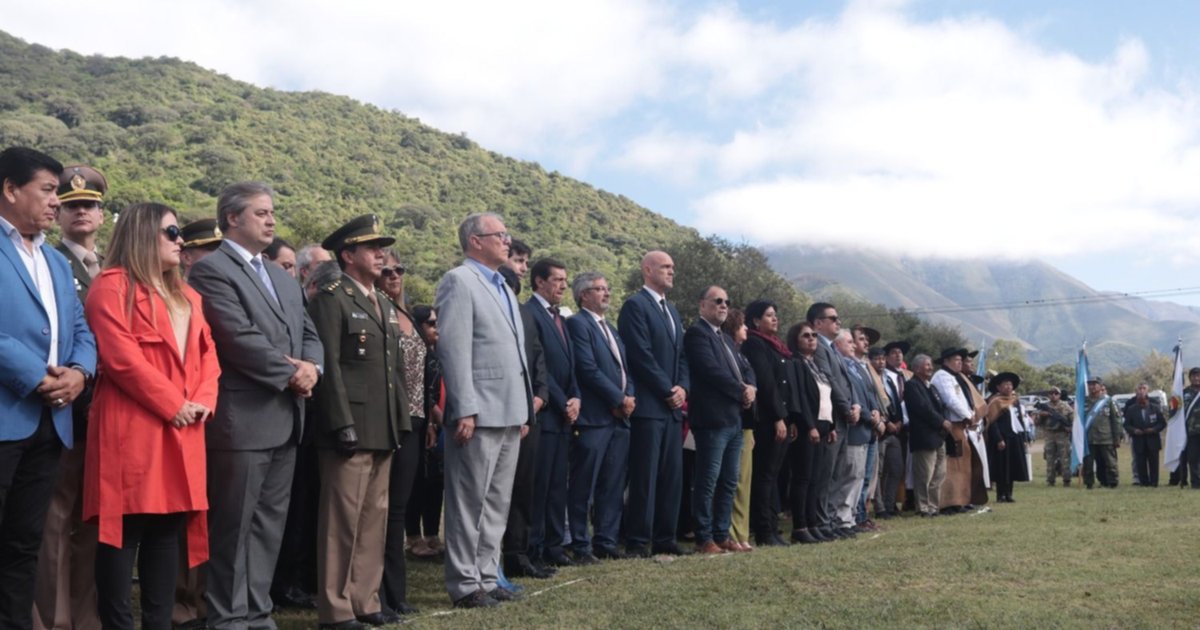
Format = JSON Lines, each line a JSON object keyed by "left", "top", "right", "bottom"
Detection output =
{"left": 677, "top": 447, "right": 695, "bottom": 537}
{"left": 0, "top": 410, "right": 62, "bottom": 630}
{"left": 96, "top": 513, "right": 184, "bottom": 630}
{"left": 272, "top": 438, "right": 320, "bottom": 596}
{"left": 875, "top": 434, "right": 904, "bottom": 515}
{"left": 1131, "top": 438, "right": 1160, "bottom": 487}
{"left": 1186, "top": 437, "right": 1200, "bottom": 489}
{"left": 502, "top": 425, "right": 540, "bottom": 565}
{"left": 381, "top": 419, "right": 422, "bottom": 611}
{"left": 405, "top": 418, "right": 444, "bottom": 538}
{"left": 807, "top": 423, "right": 837, "bottom": 529}
{"left": 787, "top": 432, "right": 815, "bottom": 530}
{"left": 750, "top": 423, "right": 788, "bottom": 539}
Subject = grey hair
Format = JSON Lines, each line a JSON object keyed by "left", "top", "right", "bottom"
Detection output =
{"left": 834, "top": 329, "right": 854, "bottom": 343}
{"left": 217, "top": 181, "right": 273, "bottom": 231}
{"left": 303, "top": 260, "right": 341, "bottom": 294}
{"left": 572, "top": 271, "right": 606, "bottom": 305}
{"left": 296, "top": 244, "right": 326, "bottom": 273}
{"left": 911, "top": 354, "right": 932, "bottom": 370}
{"left": 457, "top": 212, "right": 502, "bottom": 253}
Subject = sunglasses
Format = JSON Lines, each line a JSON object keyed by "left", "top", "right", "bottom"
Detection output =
{"left": 381, "top": 265, "right": 406, "bottom": 277}
{"left": 819, "top": 315, "right": 840, "bottom": 322}
{"left": 799, "top": 332, "right": 818, "bottom": 339}
{"left": 423, "top": 319, "right": 438, "bottom": 327}
{"left": 162, "top": 224, "right": 182, "bottom": 241}
{"left": 709, "top": 297, "right": 731, "bottom": 306}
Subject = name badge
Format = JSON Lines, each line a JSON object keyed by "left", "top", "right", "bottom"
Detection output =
{"left": 351, "top": 311, "right": 369, "bottom": 319}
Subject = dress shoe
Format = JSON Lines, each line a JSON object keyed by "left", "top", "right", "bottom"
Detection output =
{"left": 651, "top": 543, "right": 692, "bottom": 556}
{"left": 532, "top": 559, "right": 558, "bottom": 576}
{"left": 454, "top": 589, "right": 500, "bottom": 609}
{"left": 543, "top": 550, "right": 575, "bottom": 567}
{"left": 357, "top": 610, "right": 403, "bottom": 627}
{"left": 391, "top": 602, "right": 419, "bottom": 615}
{"left": 176, "top": 619, "right": 208, "bottom": 630}
{"left": 739, "top": 540, "right": 755, "bottom": 551}
{"left": 836, "top": 527, "right": 858, "bottom": 539}
{"left": 875, "top": 511, "right": 895, "bottom": 520}
{"left": 814, "top": 527, "right": 835, "bottom": 540}
{"left": 790, "top": 529, "right": 820, "bottom": 544}
{"left": 319, "top": 620, "right": 367, "bottom": 630}
{"left": 569, "top": 550, "right": 600, "bottom": 565}
{"left": 695, "top": 540, "right": 726, "bottom": 554}
{"left": 273, "top": 586, "right": 316, "bottom": 609}
{"left": 625, "top": 544, "right": 652, "bottom": 558}
{"left": 506, "top": 558, "right": 552, "bottom": 579}
{"left": 593, "top": 546, "right": 627, "bottom": 560}
{"left": 717, "top": 539, "right": 742, "bottom": 553}
{"left": 488, "top": 586, "right": 523, "bottom": 602}
{"left": 754, "top": 534, "right": 784, "bottom": 547}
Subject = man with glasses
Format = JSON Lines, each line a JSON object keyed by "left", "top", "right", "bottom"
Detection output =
{"left": 805, "top": 302, "right": 858, "bottom": 539}
{"left": 33, "top": 164, "right": 107, "bottom": 630}
{"left": 436, "top": 213, "right": 534, "bottom": 609}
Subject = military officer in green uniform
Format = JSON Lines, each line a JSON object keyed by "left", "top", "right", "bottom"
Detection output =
{"left": 178, "top": 218, "right": 223, "bottom": 278}
{"left": 1036, "top": 387, "right": 1074, "bottom": 487}
{"left": 308, "top": 214, "right": 410, "bottom": 629}
{"left": 1082, "top": 378, "right": 1121, "bottom": 489}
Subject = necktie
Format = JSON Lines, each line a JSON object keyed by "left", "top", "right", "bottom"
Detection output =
{"left": 492, "top": 273, "right": 514, "bottom": 325}
{"left": 549, "top": 305, "right": 567, "bottom": 342}
{"left": 659, "top": 298, "right": 675, "bottom": 339}
{"left": 366, "top": 289, "right": 382, "bottom": 322}
{"left": 250, "top": 257, "right": 280, "bottom": 305}
{"left": 82, "top": 252, "right": 100, "bottom": 279}
{"left": 599, "top": 318, "right": 626, "bottom": 390}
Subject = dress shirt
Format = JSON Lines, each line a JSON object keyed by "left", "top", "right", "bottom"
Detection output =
{"left": 1, "top": 215, "right": 58, "bottom": 366}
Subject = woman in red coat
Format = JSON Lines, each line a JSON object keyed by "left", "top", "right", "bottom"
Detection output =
{"left": 83, "top": 202, "right": 219, "bottom": 630}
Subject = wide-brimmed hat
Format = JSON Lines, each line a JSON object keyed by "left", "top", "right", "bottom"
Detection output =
{"left": 883, "top": 340, "right": 911, "bottom": 355}
{"left": 988, "top": 371, "right": 1021, "bottom": 394}
{"left": 934, "top": 347, "right": 962, "bottom": 364}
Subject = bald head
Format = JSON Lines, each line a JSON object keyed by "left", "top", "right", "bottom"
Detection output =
{"left": 641, "top": 250, "right": 675, "bottom": 294}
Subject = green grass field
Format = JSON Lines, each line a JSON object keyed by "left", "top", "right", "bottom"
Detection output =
{"left": 276, "top": 448, "right": 1200, "bottom": 629}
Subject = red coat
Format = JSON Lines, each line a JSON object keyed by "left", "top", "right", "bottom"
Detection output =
{"left": 83, "top": 268, "right": 220, "bottom": 567}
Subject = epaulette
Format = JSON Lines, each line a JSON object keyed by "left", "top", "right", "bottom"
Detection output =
{"left": 320, "top": 278, "right": 342, "bottom": 294}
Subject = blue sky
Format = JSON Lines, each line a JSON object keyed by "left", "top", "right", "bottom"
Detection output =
{"left": 8, "top": 0, "right": 1200, "bottom": 304}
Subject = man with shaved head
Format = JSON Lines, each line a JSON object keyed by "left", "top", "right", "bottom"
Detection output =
{"left": 618, "top": 251, "right": 690, "bottom": 557}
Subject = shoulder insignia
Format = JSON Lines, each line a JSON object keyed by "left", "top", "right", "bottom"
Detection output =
{"left": 320, "top": 278, "right": 342, "bottom": 294}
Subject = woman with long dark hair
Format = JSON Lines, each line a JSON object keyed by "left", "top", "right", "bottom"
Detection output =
{"left": 740, "top": 300, "right": 791, "bottom": 547}
{"left": 83, "top": 203, "right": 220, "bottom": 629}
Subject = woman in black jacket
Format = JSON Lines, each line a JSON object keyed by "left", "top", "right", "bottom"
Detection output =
{"left": 740, "top": 300, "right": 792, "bottom": 546}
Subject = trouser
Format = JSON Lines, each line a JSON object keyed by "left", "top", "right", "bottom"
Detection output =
{"left": 728, "top": 429, "right": 754, "bottom": 543}
{"left": 677, "top": 447, "right": 695, "bottom": 538}
{"left": 1187, "top": 437, "right": 1200, "bottom": 488}
{"left": 829, "top": 440, "right": 867, "bottom": 529}
{"left": 691, "top": 427, "right": 742, "bottom": 544}
{"left": 567, "top": 424, "right": 629, "bottom": 554}
{"left": 529, "top": 427, "right": 569, "bottom": 560}
{"left": 911, "top": 446, "right": 946, "bottom": 516}
{"left": 807, "top": 423, "right": 836, "bottom": 530}
{"left": 787, "top": 431, "right": 814, "bottom": 531}
{"left": 855, "top": 440, "right": 877, "bottom": 524}
{"left": 1043, "top": 431, "right": 1071, "bottom": 485}
{"left": 1131, "top": 438, "right": 1160, "bottom": 487}
{"left": 33, "top": 435, "right": 100, "bottom": 630}
{"left": 95, "top": 513, "right": 184, "bottom": 630}
{"left": 0, "top": 410, "right": 62, "bottom": 630}
{"left": 405, "top": 422, "right": 444, "bottom": 539}
{"left": 170, "top": 539, "right": 205, "bottom": 626}
{"left": 749, "top": 423, "right": 788, "bottom": 539}
{"left": 1083, "top": 444, "right": 1119, "bottom": 488}
{"left": 382, "top": 424, "right": 421, "bottom": 612}
{"left": 318, "top": 450, "right": 392, "bottom": 623}
{"left": 272, "top": 437, "right": 321, "bottom": 599}
{"left": 502, "top": 424, "right": 540, "bottom": 567}
{"left": 874, "top": 434, "right": 903, "bottom": 515}
{"left": 625, "top": 416, "right": 682, "bottom": 549}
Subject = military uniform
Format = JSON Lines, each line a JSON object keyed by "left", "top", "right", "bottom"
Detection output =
{"left": 1180, "top": 386, "right": 1200, "bottom": 488}
{"left": 1082, "top": 394, "right": 1121, "bottom": 489}
{"left": 1039, "top": 399, "right": 1074, "bottom": 486}
{"left": 308, "top": 215, "right": 410, "bottom": 626}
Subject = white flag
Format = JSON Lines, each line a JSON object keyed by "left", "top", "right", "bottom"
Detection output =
{"left": 1164, "top": 344, "right": 1188, "bottom": 472}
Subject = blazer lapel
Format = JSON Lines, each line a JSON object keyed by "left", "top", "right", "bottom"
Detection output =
{"left": 465, "top": 263, "right": 517, "bottom": 335}
{"left": 220, "top": 244, "right": 286, "bottom": 324}
{"left": 530, "top": 298, "right": 570, "bottom": 359}
{"left": 0, "top": 235, "right": 44, "bottom": 305}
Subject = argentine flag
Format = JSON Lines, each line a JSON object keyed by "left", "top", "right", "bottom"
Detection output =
{"left": 1164, "top": 343, "right": 1187, "bottom": 472}
{"left": 1070, "top": 345, "right": 1089, "bottom": 474}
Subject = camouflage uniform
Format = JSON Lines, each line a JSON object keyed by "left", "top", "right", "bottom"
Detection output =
{"left": 1039, "top": 400, "right": 1074, "bottom": 486}
{"left": 1183, "top": 386, "right": 1200, "bottom": 488}
{"left": 1082, "top": 395, "right": 1121, "bottom": 489}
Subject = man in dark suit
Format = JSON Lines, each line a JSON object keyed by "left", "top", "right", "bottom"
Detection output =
{"left": 308, "top": 215, "right": 410, "bottom": 629}
{"left": 903, "top": 355, "right": 950, "bottom": 517}
{"left": 618, "top": 251, "right": 690, "bottom": 556}
{"left": 188, "top": 181, "right": 324, "bottom": 630}
{"left": 435, "top": 213, "right": 534, "bottom": 609}
{"left": 805, "top": 302, "right": 859, "bottom": 539}
{"left": 566, "top": 272, "right": 634, "bottom": 562}
{"left": 684, "top": 286, "right": 756, "bottom": 554}
{"left": 1123, "top": 383, "right": 1167, "bottom": 487}
{"left": 0, "top": 147, "right": 96, "bottom": 629}
{"left": 34, "top": 164, "right": 106, "bottom": 630}
{"left": 521, "top": 259, "right": 580, "bottom": 571}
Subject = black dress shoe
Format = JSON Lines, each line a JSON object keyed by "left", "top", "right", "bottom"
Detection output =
{"left": 176, "top": 619, "right": 208, "bottom": 630}
{"left": 488, "top": 586, "right": 523, "bottom": 602}
{"left": 808, "top": 528, "right": 831, "bottom": 542}
{"left": 319, "top": 621, "right": 367, "bottom": 630}
{"left": 543, "top": 550, "right": 575, "bottom": 567}
{"left": 273, "top": 586, "right": 317, "bottom": 609}
{"left": 506, "top": 558, "right": 552, "bottom": 579}
{"left": 532, "top": 559, "right": 558, "bottom": 576}
{"left": 593, "top": 546, "right": 627, "bottom": 560}
{"left": 651, "top": 543, "right": 691, "bottom": 556}
{"left": 453, "top": 589, "right": 499, "bottom": 609}
{"left": 836, "top": 527, "right": 858, "bottom": 539}
{"left": 357, "top": 610, "right": 403, "bottom": 626}
{"left": 791, "top": 529, "right": 820, "bottom": 544}
{"left": 391, "top": 601, "right": 419, "bottom": 615}
{"left": 625, "top": 544, "right": 652, "bottom": 558}
{"left": 817, "top": 527, "right": 838, "bottom": 540}
{"left": 570, "top": 550, "right": 600, "bottom": 565}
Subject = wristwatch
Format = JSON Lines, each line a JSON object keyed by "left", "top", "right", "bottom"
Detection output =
{"left": 68, "top": 363, "right": 94, "bottom": 386}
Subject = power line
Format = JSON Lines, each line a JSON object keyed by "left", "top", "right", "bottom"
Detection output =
{"left": 836, "top": 285, "right": 1200, "bottom": 319}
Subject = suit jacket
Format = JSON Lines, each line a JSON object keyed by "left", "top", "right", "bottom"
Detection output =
{"left": 787, "top": 357, "right": 819, "bottom": 433}
{"left": 434, "top": 261, "right": 533, "bottom": 427}
{"left": 812, "top": 338, "right": 853, "bottom": 423}
{"left": 83, "top": 270, "right": 219, "bottom": 566}
{"left": 1122, "top": 399, "right": 1167, "bottom": 451}
{"left": 843, "top": 356, "right": 879, "bottom": 445}
{"left": 904, "top": 377, "right": 947, "bottom": 452}
{"left": 520, "top": 303, "right": 550, "bottom": 427}
{"left": 525, "top": 298, "right": 580, "bottom": 433}
{"left": 567, "top": 310, "right": 633, "bottom": 428}
{"left": 0, "top": 234, "right": 96, "bottom": 447}
{"left": 684, "top": 321, "right": 746, "bottom": 431}
{"left": 738, "top": 334, "right": 788, "bottom": 427}
{"left": 188, "top": 241, "right": 323, "bottom": 450}
{"left": 308, "top": 273, "right": 410, "bottom": 450}
{"left": 617, "top": 288, "right": 688, "bottom": 421}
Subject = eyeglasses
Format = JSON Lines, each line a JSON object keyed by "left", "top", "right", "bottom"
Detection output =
{"left": 709, "top": 297, "right": 731, "bottom": 306}
{"left": 162, "top": 224, "right": 182, "bottom": 241}
{"left": 423, "top": 319, "right": 438, "bottom": 327}
{"left": 381, "top": 265, "right": 405, "bottom": 277}
{"left": 799, "top": 332, "right": 818, "bottom": 339}
{"left": 819, "top": 315, "right": 840, "bottom": 322}
{"left": 475, "top": 231, "right": 512, "bottom": 243}
{"left": 586, "top": 286, "right": 611, "bottom": 294}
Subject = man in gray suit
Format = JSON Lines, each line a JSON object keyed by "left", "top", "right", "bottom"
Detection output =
{"left": 189, "top": 182, "right": 324, "bottom": 629}
{"left": 435, "top": 212, "right": 534, "bottom": 609}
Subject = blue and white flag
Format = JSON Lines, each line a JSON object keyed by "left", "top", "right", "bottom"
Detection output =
{"left": 975, "top": 340, "right": 987, "bottom": 394}
{"left": 1164, "top": 342, "right": 1188, "bottom": 472}
{"left": 1070, "top": 344, "right": 1089, "bottom": 474}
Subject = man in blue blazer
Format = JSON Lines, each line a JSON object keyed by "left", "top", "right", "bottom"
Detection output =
{"left": 521, "top": 258, "right": 581, "bottom": 570}
{"left": 683, "top": 286, "right": 756, "bottom": 554}
{"left": 618, "top": 251, "right": 690, "bottom": 557}
{"left": 0, "top": 147, "right": 97, "bottom": 629}
{"left": 566, "top": 272, "right": 634, "bottom": 563}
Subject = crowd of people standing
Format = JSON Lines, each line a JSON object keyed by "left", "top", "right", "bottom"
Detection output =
{"left": 3, "top": 144, "right": 1200, "bottom": 630}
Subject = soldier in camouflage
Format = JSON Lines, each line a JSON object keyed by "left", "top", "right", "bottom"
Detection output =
{"left": 1036, "top": 387, "right": 1074, "bottom": 487}
{"left": 1181, "top": 368, "right": 1200, "bottom": 489}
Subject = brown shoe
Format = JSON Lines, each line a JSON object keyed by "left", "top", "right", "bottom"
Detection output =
{"left": 717, "top": 540, "right": 741, "bottom": 553}
{"left": 696, "top": 540, "right": 727, "bottom": 554}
